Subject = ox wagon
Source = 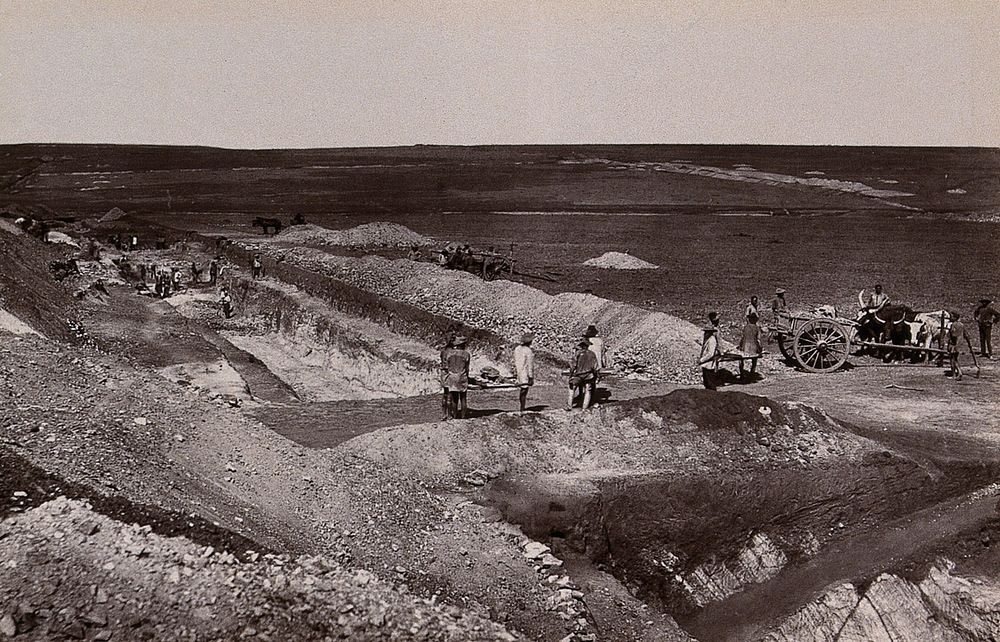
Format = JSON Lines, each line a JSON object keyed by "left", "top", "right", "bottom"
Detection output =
{"left": 772, "top": 309, "right": 952, "bottom": 373}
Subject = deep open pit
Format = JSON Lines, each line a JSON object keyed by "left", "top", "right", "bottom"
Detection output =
{"left": 464, "top": 391, "right": 1000, "bottom": 640}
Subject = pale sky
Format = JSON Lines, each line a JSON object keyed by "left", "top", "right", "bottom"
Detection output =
{"left": 1, "top": 1, "right": 998, "bottom": 148}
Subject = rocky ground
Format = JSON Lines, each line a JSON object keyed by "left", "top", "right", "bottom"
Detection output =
{"left": 4, "top": 221, "right": 1000, "bottom": 641}
{"left": 0, "top": 497, "right": 518, "bottom": 641}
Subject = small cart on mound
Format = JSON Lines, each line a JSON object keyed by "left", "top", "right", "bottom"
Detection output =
{"left": 772, "top": 311, "right": 953, "bottom": 374}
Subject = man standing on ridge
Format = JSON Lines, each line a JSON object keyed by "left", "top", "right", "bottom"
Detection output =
{"left": 514, "top": 333, "right": 535, "bottom": 413}
{"left": 567, "top": 339, "right": 599, "bottom": 410}
{"left": 699, "top": 325, "right": 721, "bottom": 390}
{"left": 442, "top": 336, "right": 471, "bottom": 419}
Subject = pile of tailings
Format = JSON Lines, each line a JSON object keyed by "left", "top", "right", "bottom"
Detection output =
{"left": 583, "top": 252, "right": 658, "bottom": 270}
{"left": 272, "top": 223, "right": 432, "bottom": 248}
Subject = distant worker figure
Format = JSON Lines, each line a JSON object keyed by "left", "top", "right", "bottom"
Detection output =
{"left": 699, "top": 325, "right": 721, "bottom": 390}
{"left": 439, "top": 335, "right": 456, "bottom": 420}
{"left": 567, "top": 339, "right": 599, "bottom": 411}
{"left": 209, "top": 259, "right": 220, "bottom": 285}
{"left": 442, "top": 336, "right": 471, "bottom": 419}
{"left": 251, "top": 253, "right": 263, "bottom": 279}
{"left": 191, "top": 261, "right": 203, "bottom": 284}
{"left": 219, "top": 287, "right": 234, "bottom": 319}
{"left": 745, "top": 296, "right": 760, "bottom": 322}
{"left": 739, "top": 313, "right": 763, "bottom": 381}
{"left": 771, "top": 289, "right": 788, "bottom": 321}
{"left": 437, "top": 249, "right": 450, "bottom": 267}
{"left": 171, "top": 268, "right": 183, "bottom": 292}
{"left": 974, "top": 298, "right": 998, "bottom": 359}
{"left": 407, "top": 245, "right": 422, "bottom": 261}
{"left": 481, "top": 245, "right": 496, "bottom": 279}
{"left": 865, "top": 284, "right": 889, "bottom": 312}
{"left": 130, "top": 235, "right": 138, "bottom": 250}
{"left": 947, "top": 311, "right": 979, "bottom": 381}
{"left": 514, "top": 333, "right": 535, "bottom": 413}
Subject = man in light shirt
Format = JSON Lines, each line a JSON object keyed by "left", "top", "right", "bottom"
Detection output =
{"left": 584, "top": 324, "right": 606, "bottom": 370}
{"left": 699, "top": 326, "right": 721, "bottom": 390}
{"left": 514, "top": 333, "right": 535, "bottom": 412}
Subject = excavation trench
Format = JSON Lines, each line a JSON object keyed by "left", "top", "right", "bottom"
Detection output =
{"left": 210, "top": 276, "right": 518, "bottom": 402}
{"left": 479, "top": 391, "right": 1000, "bottom": 640}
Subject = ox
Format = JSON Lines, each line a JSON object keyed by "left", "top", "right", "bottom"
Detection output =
{"left": 855, "top": 291, "right": 917, "bottom": 361}
{"left": 899, "top": 310, "right": 952, "bottom": 362}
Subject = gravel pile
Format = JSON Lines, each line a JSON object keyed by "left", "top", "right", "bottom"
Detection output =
{"left": 247, "top": 247, "right": 703, "bottom": 383}
{"left": 0, "top": 497, "right": 519, "bottom": 641}
{"left": 272, "top": 223, "right": 433, "bottom": 248}
{"left": 97, "top": 207, "right": 128, "bottom": 223}
{"left": 583, "top": 252, "right": 658, "bottom": 270}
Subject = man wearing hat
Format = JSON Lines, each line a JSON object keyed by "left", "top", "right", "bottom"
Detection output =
{"left": 567, "top": 339, "right": 599, "bottom": 410}
{"left": 442, "top": 336, "right": 471, "bottom": 419}
{"left": 771, "top": 288, "right": 788, "bottom": 324}
{"left": 699, "top": 325, "right": 721, "bottom": 390}
{"left": 974, "top": 298, "right": 999, "bottom": 359}
{"left": 514, "top": 333, "right": 535, "bottom": 412}
{"left": 584, "top": 324, "right": 607, "bottom": 372}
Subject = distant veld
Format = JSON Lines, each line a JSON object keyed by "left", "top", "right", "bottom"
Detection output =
{"left": 1, "top": 144, "right": 998, "bottom": 221}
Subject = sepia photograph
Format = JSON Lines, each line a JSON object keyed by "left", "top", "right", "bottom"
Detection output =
{"left": 1, "top": 1, "right": 999, "bottom": 640}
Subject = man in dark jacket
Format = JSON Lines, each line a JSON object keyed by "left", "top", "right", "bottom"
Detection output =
{"left": 974, "top": 298, "right": 998, "bottom": 359}
{"left": 567, "top": 339, "right": 599, "bottom": 410}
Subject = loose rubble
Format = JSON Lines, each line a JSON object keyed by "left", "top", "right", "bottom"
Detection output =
{"left": 0, "top": 498, "right": 520, "bottom": 641}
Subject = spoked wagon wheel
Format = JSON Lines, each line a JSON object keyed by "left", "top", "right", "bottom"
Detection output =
{"left": 793, "top": 318, "right": 850, "bottom": 373}
{"left": 775, "top": 334, "right": 793, "bottom": 360}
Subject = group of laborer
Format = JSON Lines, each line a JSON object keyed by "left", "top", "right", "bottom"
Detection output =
{"left": 698, "top": 283, "right": 999, "bottom": 387}
{"left": 438, "top": 324, "right": 608, "bottom": 419}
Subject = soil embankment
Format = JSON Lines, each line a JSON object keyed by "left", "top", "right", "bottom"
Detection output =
{"left": 237, "top": 242, "right": 705, "bottom": 383}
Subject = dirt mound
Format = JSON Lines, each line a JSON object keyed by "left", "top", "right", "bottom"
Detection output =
{"left": 0, "top": 228, "right": 83, "bottom": 340}
{"left": 583, "top": 252, "right": 658, "bottom": 270}
{"left": 0, "top": 497, "right": 518, "bottom": 641}
{"left": 245, "top": 248, "right": 703, "bottom": 383}
{"left": 274, "top": 222, "right": 433, "bottom": 248}
{"left": 98, "top": 207, "right": 128, "bottom": 223}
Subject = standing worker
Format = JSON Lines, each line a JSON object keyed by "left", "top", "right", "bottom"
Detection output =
{"left": 584, "top": 324, "right": 606, "bottom": 372}
{"left": 974, "top": 298, "right": 998, "bottom": 359}
{"left": 947, "top": 311, "right": 979, "bottom": 381}
{"left": 771, "top": 289, "right": 788, "bottom": 321}
{"left": 439, "top": 335, "right": 455, "bottom": 420}
{"left": 442, "top": 337, "right": 471, "bottom": 419}
{"left": 699, "top": 325, "right": 721, "bottom": 390}
{"left": 567, "top": 339, "right": 599, "bottom": 410}
{"left": 739, "top": 313, "right": 763, "bottom": 381}
{"left": 514, "top": 333, "right": 535, "bottom": 413}
{"left": 219, "top": 286, "right": 234, "bottom": 319}
{"left": 209, "top": 259, "right": 220, "bottom": 285}
{"left": 745, "top": 296, "right": 760, "bottom": 322}
{"left": 251, "top": 253, "right": 263, "bottom": 279}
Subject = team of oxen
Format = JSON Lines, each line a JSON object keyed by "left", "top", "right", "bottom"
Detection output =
{"left": 808, "top": 290, "right": 951, "bottom": 362}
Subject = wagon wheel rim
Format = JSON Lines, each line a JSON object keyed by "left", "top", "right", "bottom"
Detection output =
{"left": 793, "top": 319, "right": 850, "bottom": 373}
{"left": 776, "top": 335, "right": 793, "bottom": 361}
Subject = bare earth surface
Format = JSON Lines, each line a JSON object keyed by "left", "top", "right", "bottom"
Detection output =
{"left": 3, "top": 144, "right": 1000, "bottom": 640}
